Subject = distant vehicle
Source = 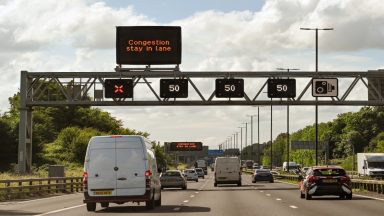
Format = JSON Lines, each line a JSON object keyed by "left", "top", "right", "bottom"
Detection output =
{"left": 214, "top": 157, "right": 241, "bottom": 187}
{"left": 195, "top": 159, "right": 208, "bottom": 175}
{"left": 195, "top": 168, "right": 205, "bottom": 178}
{"left": 357, "top": 153, "right": 384, "bottom": 178}
{"left": 183, "top": 169, "right": 199, "bottom": 182}
{"left": 210, "top": 163, "right": 215, "bottom": 171}
{"left": 283, "top": 161, "right": 298, "bottom": 172}
{"left": 160, "top": 170, "right": 187, "bottom": 190}
{"left": 245, "top": 160, "right": 254, "bottom": 169}
{"left": 252, "top": 169, "right": 274, "bottom": 183}
{"left": 83, "top": 135, "right": 161, "bottom": 212}
{"left": 299, "top": 166, "right": 352, "bottom": 200}
{"left": 252, "top": 163, "right": 260, "bottom": 170}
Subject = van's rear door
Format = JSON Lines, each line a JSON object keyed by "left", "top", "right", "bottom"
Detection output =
{"left": 115, "top": 136, "right": 146, "bottom": 196}
{"left": 87, "top": 137, "right": 117, "bottom": 197}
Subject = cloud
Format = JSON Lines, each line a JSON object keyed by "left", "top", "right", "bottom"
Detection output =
{"left": 0, "top": 0, "right": 383, "bottom": 146}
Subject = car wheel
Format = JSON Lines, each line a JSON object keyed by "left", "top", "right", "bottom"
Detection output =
{"left": 252, "top": 180, "right": 256, "bottom": 183}
{"left": 270, "top": 180, "right": 274, "bottom": 183}
{"left": 237, "top": 181, "right": 242, "bottom": 187}
{"left": 155, "top": 193, "right": 162, "bottom": 206}
{"left": 100, "top": 202, "right": 109, "bottom": 208}
{"left": 161, "top": 186, "right": 164, "bottom": 190}
{"left": 339, "top": 194, "right": 345, "bottom": 199}
{"left": 346, "top": 193, "right": 352, "bottom": 200}
{"left": 182, "top": 186, "right": 187, "bottom": 190}
{"left": 86, "top": 203, "right": 96, "bottom": 212}
{"left": 196, "top": 179, "right": 198, "bottom": 182}
{"left": 203, "top": 176, "right": 205, "bottom": 179}
{"left": 300, "top": 191, "right": 305, "bottom": 199}
{"left": 146, "top": 194, "right": 155, "bottom": 210}
{"left": 305, "top": 190, "right": 312, "bottom": 200}
{"left": 214, "top": 182, "right": 217, "bottom": 187}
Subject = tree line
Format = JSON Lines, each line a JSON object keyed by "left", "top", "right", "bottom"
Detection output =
{"left": 256, "top": 106, "right": 384, "bottom": 168}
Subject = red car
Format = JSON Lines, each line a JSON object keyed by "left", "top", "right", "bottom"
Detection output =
{"left": 299, "top": 166, "right": 352, "bottom": 200}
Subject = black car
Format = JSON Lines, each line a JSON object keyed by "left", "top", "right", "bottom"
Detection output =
{"left": 252, "top": 169, "right": 274, "bottom": 183}
{"left": 299, "top": 166, "right": 352, "bottom": 200}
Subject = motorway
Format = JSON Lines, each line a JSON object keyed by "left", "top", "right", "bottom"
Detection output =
{"left": 1, "top": 172, "right": 384, "bottom": 216}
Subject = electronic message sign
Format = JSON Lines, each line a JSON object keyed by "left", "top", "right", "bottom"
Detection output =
{"left": 267, "top": 79, "right": 296, "bottom": 98}
{"left": 116, "top": 26, "right": 182, "bottom": 65}
{"left": 104, "top": 79, "right": 133, "bottom": 98}
{"left": 215, "top": 79, "right": 244, "bottom": 98}
{"left": 160, "top": 79, "right": 188, "bottom": 98}
{"left": 169, "top": 142, "right": 203, "bottom": 151}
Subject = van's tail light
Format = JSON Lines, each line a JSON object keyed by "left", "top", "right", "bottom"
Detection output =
{"left": 83, "top": 172, "right": 88, "bottom": 189}
{"left": 145, "top": 170, "right": 151, "bottom": 188}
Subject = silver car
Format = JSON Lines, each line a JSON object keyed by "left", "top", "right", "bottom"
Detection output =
{"left": 160, "top": 170, "right": 187, "bottom": 190}
{"left": 183, "top": 169, "right": 199, "bottom": 182}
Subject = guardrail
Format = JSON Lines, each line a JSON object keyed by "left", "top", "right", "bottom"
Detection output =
{"left": 0, "top": 177, "right": 83, "bottom": 200}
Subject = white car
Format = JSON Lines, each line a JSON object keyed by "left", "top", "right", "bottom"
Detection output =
{"left": 83, "top": 135, "right": 161, "bottom": 211}
{"left": 183, "top": 169, "right": 199, "bottom": 182}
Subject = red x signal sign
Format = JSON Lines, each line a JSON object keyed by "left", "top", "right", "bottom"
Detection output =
{"left": 104, "top": 79, "right": 133, "bottom": 98}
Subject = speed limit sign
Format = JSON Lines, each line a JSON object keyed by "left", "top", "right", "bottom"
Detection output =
{"left": 267, "top": 79, "right": 296, "bottom": 98}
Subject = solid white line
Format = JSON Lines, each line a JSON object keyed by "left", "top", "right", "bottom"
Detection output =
{"left": 173, "top": 207, "right": 181, "bottom": 211}
{"left": 0, "top": 193, "right": 82, "bottom": 205}
{"left": 183, "top": 200, "right": 189, "bottom": 203}
{"left": 33, "top": 204, "right": 85, "bottom": 216}
{"left": 289, "top": 205, "right": 298, "bottom": 209}
{"left": 354, "top": 194, "right": 384, "bottom": 202}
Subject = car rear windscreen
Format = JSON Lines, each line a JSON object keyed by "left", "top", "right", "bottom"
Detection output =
{"left": 314, "top": 169, "right": 346, "bottom": 176}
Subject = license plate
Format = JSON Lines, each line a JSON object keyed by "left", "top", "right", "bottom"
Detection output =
{"left": 322, "top": 179, "right": 337, "bottom": 183}
{"left": 94, "top": 190, "right": 112, "bottom": 195}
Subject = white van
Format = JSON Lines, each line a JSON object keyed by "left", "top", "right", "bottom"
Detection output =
{"left": 83, "top": 135, "right": 161, "bottom": 211}
{"left": 214, "top": 157, "right": 242, "bottom": 187}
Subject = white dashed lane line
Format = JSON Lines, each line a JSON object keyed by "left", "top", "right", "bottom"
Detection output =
{"left": 266, "top": 194, "right": 271, "bottom": 196}
{"left": 190, "top": 195, "right": 195, "bottom": 198}
{"left": 290, "top": 205, "right": 298, "bottom": 209}
{"left": 195, "top": 192, "right": 199, "bottom": 194}
{"left": 276, "top": 198, "right": 282, "bottom": 201}
{"left": 173, "top": 207, "right": 181, "bottom": 211}
{"left": 183, "top": 200, "right": 189, "bottom": 203}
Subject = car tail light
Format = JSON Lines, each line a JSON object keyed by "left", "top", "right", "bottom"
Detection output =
{"left": 340, "top": 176, "right": 350, "bottom": 183}
{"left": 145, "top": 170, "right": 151, "bottom": 188}
{"left": 308, "top": 176, "right": 320, "bottom": 183}
{"left": 83, "top": 172, "right": 88, "bottom": 189}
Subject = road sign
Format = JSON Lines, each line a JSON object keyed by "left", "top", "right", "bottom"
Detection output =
{"left": 215, "top": 79, "right": 244, "bottom": 98}
{"left": 169, "top": 142, "right": 203, "bottom": 151}
{"left": 312, "top": 78, "right": 338, "bottom": 97}
{"left": 116, "top": 26, "right": 182, "bottom": 65}
{"left": 160, "top": 79, "right": 188, "bottom": 98}
{"left": 267, "top": 79, "right": 296, "bottom": 98}
{"left": 104, "top": 79, "right": 133, "bottom": 98}
{"left": 208, "top": 149, "right": 225, "bottom": 156}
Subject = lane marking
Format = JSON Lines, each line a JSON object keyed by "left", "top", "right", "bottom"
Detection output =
{"left": 276, "top": 198, "right": 282, "bottom": 201}
{"left": 289, "top": 205, "right": 298, "bottom": 209}
{"left": 190, "top": 195, "right": 195, "bottom": 198}
{"left": 173, "top": 207, "right": 181, "bottom": 211}
{"left": 183, "top": 200, "right": 189, "bottom": 203}
{"left": 33, "top": 204, "right": 85, "bottom": 216}
{"left": 266, "top": 194, "right": 271, "bottom": 196}
{"left": 354, "top": 194, "right": 384, "bottom": 202}
{"left": 0, "top": 193, "right": 82, "bottom": 205}
{"left": 260, "top": 191, "right": 264, "bottom": 193}
{"left": 195, "top": 192, "right": 199, "bottom": 194}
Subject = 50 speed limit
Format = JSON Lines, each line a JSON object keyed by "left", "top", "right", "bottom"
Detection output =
{"left": 224, "top": 84, "right": 236, "bottom": 92}
{"left": 169, "top": 84, "right": 180, "bottom": 92}
{"left": 276, "top": 84, "right": 288, "bottom": 92}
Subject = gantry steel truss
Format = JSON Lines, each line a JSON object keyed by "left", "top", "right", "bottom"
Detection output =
{"left": 18, "top": 69, "right": 384, "bottom": 173}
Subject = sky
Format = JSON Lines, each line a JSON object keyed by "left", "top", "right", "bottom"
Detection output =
{"left": 1, "top": 0, "right": 384, "bottom": 149}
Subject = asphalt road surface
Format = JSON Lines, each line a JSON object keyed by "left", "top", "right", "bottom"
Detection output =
{"left": 1, "top": 171, "right": 384, "bottom": 216}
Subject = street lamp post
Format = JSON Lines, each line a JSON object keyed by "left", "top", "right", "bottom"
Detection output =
{"left": 242, "top": 122, "right": 248, "bottom": 160}
{"left": 277, "top": 68, "right": 299, "bottom": 172}
{"left": 270, "top": 98, "right": 273, "bottom": 169}
{"left": 247, "top": 114, "right": 257, "bottom": 162}
{"left": 238, "top": 126, "right": 244, "bottom": 161}
{"left": 300, "top": 27, "right": 333, "bottom": 166}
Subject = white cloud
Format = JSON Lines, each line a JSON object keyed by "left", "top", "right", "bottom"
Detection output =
{"left": 0, "top": 0, "right": 383, "bottom": 147}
